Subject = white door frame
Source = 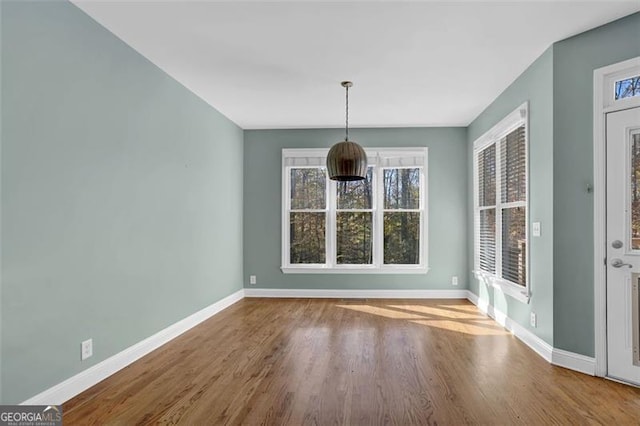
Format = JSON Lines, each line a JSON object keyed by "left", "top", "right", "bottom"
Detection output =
{"left": 594, "top": 56, "right": 640, "bottom": 377}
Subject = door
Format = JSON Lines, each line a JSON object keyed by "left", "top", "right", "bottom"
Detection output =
{"left": 607, "top": 106, "right": 640, "bottom": 385}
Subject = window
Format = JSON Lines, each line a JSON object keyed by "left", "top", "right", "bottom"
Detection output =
{"left": 473, "top": 103, "right": 529, "bottom": 302}
{"left": 282, "top": 148, "right": 427, "bottom": 273}
{"left": 615, "top": 76, "right": 640, "bottom": 100}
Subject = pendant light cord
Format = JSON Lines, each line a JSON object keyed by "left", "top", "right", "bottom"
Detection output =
{"left": 345, "top": 84, "right": 349, "bottom": 142}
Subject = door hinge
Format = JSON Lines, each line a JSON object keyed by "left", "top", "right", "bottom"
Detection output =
{"left": 604, "top": 257, "right": 607, "bottom": 265}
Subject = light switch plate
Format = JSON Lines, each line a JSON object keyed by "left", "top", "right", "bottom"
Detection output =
{"left": 532, "top": 222, "right": 541, "bottom": 237}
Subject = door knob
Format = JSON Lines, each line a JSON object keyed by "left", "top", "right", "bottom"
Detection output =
{"left": 611, "top": 258, "right": 632, "bottom": 268}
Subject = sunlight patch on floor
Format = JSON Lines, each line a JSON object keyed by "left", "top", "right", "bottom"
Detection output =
{"left": 409, "top": 319, "right": 508, "bottom": 336}
{"left": 387, "top": 304, "right": 485, "bottom": 319}
{"left": 336, "top": 303, "right": 509, "bottom": 336}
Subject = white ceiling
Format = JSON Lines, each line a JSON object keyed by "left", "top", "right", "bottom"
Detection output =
{"left": 72, "top": 1, "right": 640, "bottom": 129}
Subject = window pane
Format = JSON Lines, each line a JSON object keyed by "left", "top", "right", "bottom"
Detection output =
{"left": 502, "top": 207, "right": 526, "bottom": 286}
{"left": 290, "top": 212, "right": 325, "bottom": 264}
{"left": 337, "top": 167, "right": 373, "bottom": 209}
{"left": 615, "top": 76, "right": 640, "bottom": 100}
{"left": 634, "top": 276, "right": 640, "bottom": 367}
{"left": 478, "top": 145, "right": 496, "bottom": 207}
{"left": 384, "top": 212, "right": 420, "bottom": 264}
{"left": 383, "top": 168, "right": 420, "bottom": 209}
{"left": 631, "top": 134, "right": 640, "bottom": 249}
{"left": 501, "top": 126, "right": 526, "bottom": 203}
{"left": 337, "top": 212, "right": 373, "bottom": 264}
{"left": 479, "top": 209, "right": 496, "bottom": 274}
{"left": 291, "top": 168, "right": 326, "bottom": 210}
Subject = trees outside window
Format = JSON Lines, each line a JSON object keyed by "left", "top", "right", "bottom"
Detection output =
{"left": 282, "top": 148, "right": 428, "bottom": 273}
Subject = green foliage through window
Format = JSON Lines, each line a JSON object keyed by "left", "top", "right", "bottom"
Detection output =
{"left": 284, "top": 150, "right": 427, "bottom": 270}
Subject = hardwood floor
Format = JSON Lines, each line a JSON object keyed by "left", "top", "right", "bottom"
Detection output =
{"left": 63, "top": 298, "right": 640, "bottom": 425}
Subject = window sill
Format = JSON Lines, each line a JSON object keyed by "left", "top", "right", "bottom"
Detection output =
{"left": 473, "top": 270, "right": 530, "bottom": 304}
{"left": 281, "top": 266, "right": 430, "bottom": 275}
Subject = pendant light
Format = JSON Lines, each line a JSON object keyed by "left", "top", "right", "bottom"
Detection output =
{"left": 326, "top": 81, "right": 368, "bottom": 181}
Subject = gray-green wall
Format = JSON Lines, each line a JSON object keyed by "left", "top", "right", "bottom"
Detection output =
{"left": 467, "top": 47, "right": 555, "bottom": 346}
{"left": 466, "top": 12, "right": 640, "bottom": 355}
{"left": 552, "top": 13, "right": 640, "bottom": 356}
{"left": 244, "top": 128, "right": 467, "bottom": 290}
{"left": 1, "top": 0, "right": 243, "bottom": 403}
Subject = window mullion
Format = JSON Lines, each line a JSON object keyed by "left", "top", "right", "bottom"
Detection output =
{"left": 327, "top": 177, "right": 336, "bottom": 268}
{"left": 374, "top": 164, "right": 384, "bottom": 267}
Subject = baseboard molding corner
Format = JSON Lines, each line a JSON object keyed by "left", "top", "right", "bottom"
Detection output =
{"left": 21, "top": 288, "right": 245, "bottom": 406}
{"left": 552, "top": 348, "right": 596, "bottom": 376}
{"left": 465, "top": 291, "right": 553, "bottom": 363}
{"left": 465, "top": 290, "right": 479, "bottom": 305}
{"left": 244, "top": 288, "right": 469, "bottom": 299}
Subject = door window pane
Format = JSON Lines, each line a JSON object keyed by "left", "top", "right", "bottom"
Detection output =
{"left": 337, "top": 212, "right": 373, "bottom": 264}
{"left": 631, "top": 134, "right": 640, "bottom": 250}
{"left": 634, "top": 275, "right": 639, "bottom": 366}
{"left": 384, "top": 212, "right": 420, "bottom": 264}
{"left": 290, "top": 168, "right": 326, "bottom": 209}
{"left": 615, "top": 76, "right": 640, "bottom": 100}
{"left": 290, "top": 212, "right": 325, "bottom": 264}
{"left": 502, "top": 207, "right": 526, "bottom": 286}
{"left": 383, "top": 168, "right": 420, "bottom": 209}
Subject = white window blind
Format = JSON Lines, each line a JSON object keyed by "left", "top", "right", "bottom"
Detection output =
{"left": 500, "top": 126, "right": 527, "bottom": 286}
{"left": 474, "top": 103, "right": 529, "bottom": 299}
{"left": 477, "top": 144, "right": 496, "bottom": 274}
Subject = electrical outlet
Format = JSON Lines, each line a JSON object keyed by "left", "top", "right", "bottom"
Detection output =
{"left": 451, "top": 276, "right": 458, "bottom": 286}
{"left": 249, "top": 275, "right": 257, "bottom": 285}
{"left": 81, "top": 339, "right": 93, "bottom": 361}
{"left": 530, "top": 312, "right": 537, "bottom": 328}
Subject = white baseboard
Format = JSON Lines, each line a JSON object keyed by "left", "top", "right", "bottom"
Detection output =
{"left": 467, "top": 290, "right": 598, "bottom": 375}
{"left": 22, "top": 287, "right": 598, "bottom": 405}
{"left": 244, "top": 288, "right": 469, "bottom": 299}
{"left": 21, "top": 288, "right": 245, "bottom": 405}
{"left": 466, "top": 290, "right": 553, "bottom": 362}
{"left": 552, "top": 348, "right": 596, "bottom": 376}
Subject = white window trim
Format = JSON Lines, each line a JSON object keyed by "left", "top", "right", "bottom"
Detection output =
{"left": 473, "top": 102, "right": 530, "bottom": 304}
{"left": 281, "top": 147, "right": 429, "bottom": 274}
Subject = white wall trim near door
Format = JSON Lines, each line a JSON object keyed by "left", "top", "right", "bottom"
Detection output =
{"left": 593, "top": 56, "right": 640, "bottom": 378}
{"left": 243, "top": 288, "right": 469, "bottom": 299}
{"left": 465, "top": 291, "right": 553, "bottom": 362}
{"left": 551, "top": 348, "right": 596, "bottom": 376}
{"left": 21, "top": 288, "right": 245, "bottom": 406}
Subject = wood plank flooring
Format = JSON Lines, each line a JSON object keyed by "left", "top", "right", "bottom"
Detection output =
{"left": 63, "top": 298, "right": 640, "bottom": 425}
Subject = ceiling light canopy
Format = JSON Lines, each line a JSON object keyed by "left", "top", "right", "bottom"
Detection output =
{"left": 326, "top": 81, "right": 368, "bottom": 181}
